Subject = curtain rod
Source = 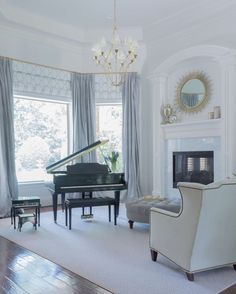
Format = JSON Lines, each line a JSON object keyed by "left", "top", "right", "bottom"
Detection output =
{"left": 1, "top": 54, "right": 136, "bottom": 75}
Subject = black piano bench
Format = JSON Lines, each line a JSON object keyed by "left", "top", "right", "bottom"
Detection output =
{"left": 65, "top": 197, "right": 118, "bottom": 230}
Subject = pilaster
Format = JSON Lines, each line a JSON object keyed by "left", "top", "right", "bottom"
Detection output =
{"left": 219, "top": 54, "right": 236, "bottom": 177}
{"left": 149, "top": 73, "right": 168, "bottom": 196}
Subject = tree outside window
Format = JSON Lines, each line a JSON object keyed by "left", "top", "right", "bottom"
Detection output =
{"left": 14, "top": 97, "right": 69, "bottom": 182}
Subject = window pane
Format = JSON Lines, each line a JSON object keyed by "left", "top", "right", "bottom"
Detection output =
{"left": 14, "top": 97, "right": 68, "bottom": 182}
{"left": 96, "top": 104, "right": 122, "bottom": 172}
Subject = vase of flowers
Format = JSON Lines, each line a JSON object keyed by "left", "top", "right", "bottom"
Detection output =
{"left": 107, "top": 151, "right": 119, "bottom": 172}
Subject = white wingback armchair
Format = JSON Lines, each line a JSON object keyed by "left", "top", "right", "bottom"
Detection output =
{"left": 149, "top": 179, "right": 236, "bottom": 281}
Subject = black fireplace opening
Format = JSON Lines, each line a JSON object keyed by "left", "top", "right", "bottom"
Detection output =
{"left": 173, "top": 151, "right": 214, "bottom": 188}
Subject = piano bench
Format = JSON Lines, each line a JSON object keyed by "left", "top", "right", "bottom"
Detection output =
{"left": 65, "top": 197, "right": 118, "bottom": 230}
{"left": 18, "top": 213, "right": 37, "bottom": 232}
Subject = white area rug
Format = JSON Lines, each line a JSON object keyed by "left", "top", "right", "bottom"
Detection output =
{"left": 0, "top": 205, "right": 235, "bottom": 294}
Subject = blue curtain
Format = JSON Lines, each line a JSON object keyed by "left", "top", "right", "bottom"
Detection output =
{"left": 122, "top": 73, "right": 142, "bottom": 201}
{"left": 0, "top": 57, "right": 18, "bottom": 217}
{"left": 71, "top": 73, "right": 96, "bottom": 162}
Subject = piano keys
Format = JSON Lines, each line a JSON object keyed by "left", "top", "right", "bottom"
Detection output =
{"left": 46, "top": 140, "right": 127, "bottom": 222}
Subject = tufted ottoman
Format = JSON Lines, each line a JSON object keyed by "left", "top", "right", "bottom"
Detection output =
{"left": 125, "top": 196, "right": 181, "bottom": 229}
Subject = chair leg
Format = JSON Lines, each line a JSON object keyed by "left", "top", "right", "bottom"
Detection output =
{"left": 128, "top": 220, "right": 134, "bottom": 229}
{"left": 186, "top": 272, "right": 194, "bottom": 281}
{"left": 233, "top": 264, "right": 236, "bottom": 270}
{"left": 150, "top": 249, "right": 158, "bottom": 261}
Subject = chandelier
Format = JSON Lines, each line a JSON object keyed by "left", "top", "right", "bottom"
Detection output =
{"left": 92, "top": 0, "right": 138, "bottom": 86}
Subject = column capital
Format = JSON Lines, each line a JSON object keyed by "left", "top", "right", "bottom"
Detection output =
{"left": 147, "top": 72, "right": 168, "bottom": 84}
{"left": 216, "top": 53, "right": 236, "bottom": 69}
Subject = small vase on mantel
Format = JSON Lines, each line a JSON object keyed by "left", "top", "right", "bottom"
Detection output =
{"left": 214, "top": 106, "right": 221, "bottom": 119}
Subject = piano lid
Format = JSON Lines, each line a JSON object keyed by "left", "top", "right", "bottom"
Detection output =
{"left": 46, "top": 139, "right": 108, "bottom": 173}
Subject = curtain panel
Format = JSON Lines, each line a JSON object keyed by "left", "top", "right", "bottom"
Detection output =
{"left": 71, "top": 73, "right": 96, "bottom": 162}
{"left": 0, "top": 57, "right": 18, "bottom": 217}
{"left": 122, "top": 72, "right": 142, "bottom": 201}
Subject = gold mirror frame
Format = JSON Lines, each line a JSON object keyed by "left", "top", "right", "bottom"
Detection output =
{"left": 175, "top": 71, "right": 211, "bottom": 113}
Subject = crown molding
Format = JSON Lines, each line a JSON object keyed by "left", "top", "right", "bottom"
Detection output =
{"left": 144, "top": 0, "right": 236, "bottom": 44}
{"left": 0, "top": 0, "right": 86, "bottom": 45}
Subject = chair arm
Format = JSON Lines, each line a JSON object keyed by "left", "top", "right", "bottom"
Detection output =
{"left": 178, "top": 179, "right": 236, "bottom": 190}
{"left": 177, "top": 182, "right": 206, "bottom": 190}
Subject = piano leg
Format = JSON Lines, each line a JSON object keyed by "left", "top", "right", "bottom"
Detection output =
{"left": 115, "top": 191, "right": 120, "bottom": 217}
{"left": 81, "top": 192, "right": 93, "bottom": 218}
{"left": 108, "top": 205, "right": 111, "bottom": 222}
{"left": 61, "top": 192, "right": 65, "bottom": 212}
{"left": 69, "top": 207, "right": 72, "bottom": 230}
{"left": 65, "top": 203, "right": 68, "bottom": 226}
{"left": 53, "top": 192, "right": 58, "bottom": 223}
{"left": 82, "top": 192, "right": 85, "bottom": 216}
{"left": 89, "top": 192, "right": 92, "bottom": 215}
{"left": 114, "top": 203, "right": 117, "bottom": 225}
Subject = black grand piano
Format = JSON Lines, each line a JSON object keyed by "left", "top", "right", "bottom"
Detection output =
{"left": 46, "top": 140, "right": 127, "bottom": 222}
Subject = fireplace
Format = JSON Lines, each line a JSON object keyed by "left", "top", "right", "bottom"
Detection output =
{"left": 173, "top": 151, "right": 214, "bottom": 188}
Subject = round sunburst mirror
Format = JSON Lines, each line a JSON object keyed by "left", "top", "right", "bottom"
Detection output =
{"left": 176, "top": 71, "right": 211, "bottom": 113}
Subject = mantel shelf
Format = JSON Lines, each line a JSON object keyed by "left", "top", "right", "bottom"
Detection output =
{"left": 161, "top": 118, "right": 223, "bottom": 140}
{"left": 161, "top": 118, "right": 222, "bottom": 129}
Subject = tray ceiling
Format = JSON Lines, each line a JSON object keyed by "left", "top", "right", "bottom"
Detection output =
{"left": 2, "top": 0, "right": 234, "bottom": 29}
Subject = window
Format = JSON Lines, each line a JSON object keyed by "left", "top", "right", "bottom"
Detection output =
{"left": 96, "top": 103, "right": 123, "bottom": 171}
{"left": 14, "top": 96, "right": 69, "bottom": 182}
{"left": 95, "top": 75, "right": 123, "bottom": 172}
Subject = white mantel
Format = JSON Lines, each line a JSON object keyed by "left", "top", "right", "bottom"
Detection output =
{"left": 161, "top": 118, "right": 222, "bottom": 140}
{"left": 149, "top": 45, "right": 236, "bottom": 198}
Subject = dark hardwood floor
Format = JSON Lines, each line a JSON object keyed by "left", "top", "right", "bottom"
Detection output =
{"left": 0, "top": 236, "right": 112, "bottom": 294}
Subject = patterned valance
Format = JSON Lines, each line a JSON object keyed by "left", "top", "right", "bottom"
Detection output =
{"left": 13, "top": 61, "right": 71, "bottom": 100}
{"left": 12, "top": 61, "right": 121, "bottom": 103}
{"left": 95, "top": 75, "right": 122, "bottom": 104}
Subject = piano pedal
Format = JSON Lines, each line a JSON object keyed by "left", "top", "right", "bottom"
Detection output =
{"left": 81, "top": 214, "right": 94, "bottom": 220}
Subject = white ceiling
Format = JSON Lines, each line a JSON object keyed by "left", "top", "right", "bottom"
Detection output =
{"left": 3, "top": 0, "right": 235, "bottom": 30}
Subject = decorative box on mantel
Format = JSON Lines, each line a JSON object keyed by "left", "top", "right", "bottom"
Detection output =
{"left": 161, "top": 118, "right": 222, "bottom": 140}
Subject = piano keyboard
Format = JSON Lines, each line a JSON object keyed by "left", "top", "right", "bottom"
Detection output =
{"left": 61, "top": 183, "right": 124, "bottom": 189}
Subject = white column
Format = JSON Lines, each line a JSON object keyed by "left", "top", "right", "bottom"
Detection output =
{"left": 149, "top": 73, "right": 168, "bottom": 196}
{"left": 220, "top": 55, "right": 236, "bottom": 177}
